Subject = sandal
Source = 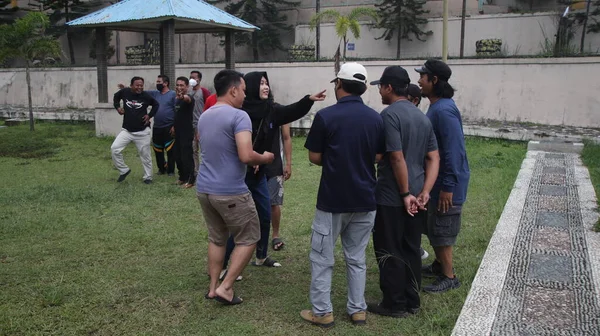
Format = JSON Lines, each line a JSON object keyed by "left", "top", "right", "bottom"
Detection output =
{"left": 252, "top": 256, "right": 281, "bottom": 267}
{"left": 272, "top": 238, "right": 285, "bottom": 251}
{"left": 215, "top": 293, "right": 243, "bottom": 305}
{"left": 205, "top": 292, "right": 214, "bottom": 300}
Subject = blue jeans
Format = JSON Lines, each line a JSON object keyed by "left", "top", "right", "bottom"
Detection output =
{"left": 223, "top": 174, "right": 271, "bottom": 268}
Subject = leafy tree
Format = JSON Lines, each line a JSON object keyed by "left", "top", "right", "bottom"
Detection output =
{"left": 376, "top": 0, "right": 432, "bottom": 59}
{"left": 0, "top": 12, "right": 62, "bottom": 131}
{"left": 209, "top": 0, "right": 300, "bottom": 61}
{"left": 89, "top": 28, "right": 115, "bottom": 61}
{"left": 309, "top": 7, "right": 378, "bottom": 73}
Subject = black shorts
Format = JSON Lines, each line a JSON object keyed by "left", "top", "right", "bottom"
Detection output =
{"left": 424, "top": 205, "right": 462, "bottom": 247}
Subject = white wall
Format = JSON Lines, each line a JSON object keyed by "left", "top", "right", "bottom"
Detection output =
{"left": 1, "top": 58, "right": 600, "bottom": 128}
{"left": 295, "top": 12, "right": 600, "bottom": 59}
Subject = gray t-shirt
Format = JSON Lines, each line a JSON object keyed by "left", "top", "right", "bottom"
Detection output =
{"left": 376, "top": 100, "right": 438, "bottom": 207}
{"left": 190, "top": 88, "right": 205, "bottom": 130}
{"left": 196, "top": 104, "right": 252, "bottom": 196}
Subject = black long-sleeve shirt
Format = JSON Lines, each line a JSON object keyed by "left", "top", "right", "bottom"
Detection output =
{"left": 113, "top": 88, "right": 159, "bottom": 132}
{"left": 246, "top": 95, "right": 314, "bottom": 180}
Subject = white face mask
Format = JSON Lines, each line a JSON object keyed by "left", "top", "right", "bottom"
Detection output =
{"left": 189, "top": 79, "right": 197, "bottom": 88}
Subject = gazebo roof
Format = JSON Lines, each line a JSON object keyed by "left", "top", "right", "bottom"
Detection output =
{"left": 66, "top": 0, "right": 258, "bottom": 33}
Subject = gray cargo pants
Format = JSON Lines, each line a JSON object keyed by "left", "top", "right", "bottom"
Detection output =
{"left": 309, "top": 209, "right": 376, "bottom": 315}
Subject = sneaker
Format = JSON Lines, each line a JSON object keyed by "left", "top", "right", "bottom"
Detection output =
{"left": 117, "top": 169, "right": 131, "bottom": 182}
{"left": 420, "top": 248, "right": 429, "bottom": 260}
{"left": 423, "top": 275, "right": 461, "bottom": 293}
{"left": 143, "top": 179, "right": 152, "bottom": 185}
{"left": 349, "top": 311, "right": 366, "bottom": 326}
{"left": 421, "top": 260, "right": 443, "bottom": 278}
{"left": 219, "top": 269, "right": 242, "bottom": 281}
{"left": 366, "top": 303, "right": 409, "bottom": 318}
{"left": 300, "top": 310, "right": 335, "bottom": 328}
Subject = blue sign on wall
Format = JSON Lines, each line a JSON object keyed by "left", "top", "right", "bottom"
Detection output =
{"left": 347, "top": 43, "right": 355, "bottom": 51}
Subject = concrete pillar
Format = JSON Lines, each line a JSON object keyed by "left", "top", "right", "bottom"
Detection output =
{"left": 160, "top": 19, "right": 176, "bottom": 84}
{"left": 95, "top": 27, "right": 108, "bottom": 103}
{"left": 225, "top": 29, "right": 235, "bottom": 70}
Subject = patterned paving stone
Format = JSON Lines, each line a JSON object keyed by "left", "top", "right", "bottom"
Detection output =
{"left": 544, "top": 159, "right": 567, "bottom": 168}
{"left": 528, "top": 253, "right": 572, "bottom": 283}
{"left": 538, "top": 196, "right": 568, "bottom": 212}
{"left": 545, "top": 153, "right": 566, "bottom": 159}
{"left": 542, "top": 166, "right": 566, "bottom": 175}
{"left": 536, "top": 211, "right": 568, "bottom": 229}
{"left": 539, "top": 185, "right": 567, "bottom": 196}
{"left": 522, "top": 287, "right": 576, "bottom": 329}
{"left": 540, "top": 174, "right": 566, "bottom": 185}
{"left": 532, "top": 227, "right": 571, "bottom": 252}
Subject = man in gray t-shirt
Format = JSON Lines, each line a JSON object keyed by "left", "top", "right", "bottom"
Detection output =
{"left": 368, "top": 66, "right": 440, "bottom": 318}
{"left": 196, "top": 70, "right": 273, "bottom": 306}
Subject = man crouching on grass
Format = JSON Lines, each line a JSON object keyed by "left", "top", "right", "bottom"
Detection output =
{"left": 196, "top": 70, "right": 274, "bottom": 305}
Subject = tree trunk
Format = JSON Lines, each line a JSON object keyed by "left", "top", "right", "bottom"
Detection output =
{"left": 65, "top": 2, "right": 75, "bottom": 65}
{"left": 252, "top": 31, "right": 259, "bottom": 62}
{"left": 26, "top": 61, "right": 34, "bottom": 131}
{"left": 460, "top": 0, "right": 467, "bottom": 58}
{"left": 581, "top": 0, "right": 592, "bottom": 53}
{"left": 316, "top": 0, "right": 320, "bottom": 60}
{"left": 397, "top": 31, "right": 401, "bottom": 59}
{"left": 342, "top": 36, "right": 347, "bottom": 60}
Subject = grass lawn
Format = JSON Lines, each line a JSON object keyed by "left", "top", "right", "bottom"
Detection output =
{"left": 580, "top": 141, "right": 600, "bottom": 231}
{"left": 0, "top": 122, "right": 526, "bottom": 336}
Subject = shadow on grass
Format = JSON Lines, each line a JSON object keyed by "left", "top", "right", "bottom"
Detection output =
{"left": 581, "top": 140, "right": 600, "bottom": 232}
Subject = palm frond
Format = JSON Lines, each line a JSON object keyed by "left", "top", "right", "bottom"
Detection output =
{"left": 309, "top": 9, "right": 341, "bottom": 30}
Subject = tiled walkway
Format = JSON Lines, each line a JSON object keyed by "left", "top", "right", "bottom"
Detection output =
{"left": 453, "top": 151, "right": 600, "bottom": 336}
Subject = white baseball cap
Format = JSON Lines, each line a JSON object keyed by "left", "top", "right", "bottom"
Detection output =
{"left": 331, "top": 62, "right": 368, "bottom": 84}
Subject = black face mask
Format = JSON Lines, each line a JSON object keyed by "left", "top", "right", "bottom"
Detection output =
{"left": 156, "top": 84, "right": 164, "bottom": 91}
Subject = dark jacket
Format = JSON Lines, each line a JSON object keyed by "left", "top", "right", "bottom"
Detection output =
{"left": 242, "top": 71, "right": 314, "bottom": 180}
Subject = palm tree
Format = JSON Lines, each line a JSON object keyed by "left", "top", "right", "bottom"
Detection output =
{"left": 309, "top": 7, "right": 378, "bottom": 72}
{"left": 0, "top": 12, "right": 62, "bottom": 131}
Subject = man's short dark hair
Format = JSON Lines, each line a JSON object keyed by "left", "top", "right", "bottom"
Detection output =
{"left": 176, "top": 76, "right": 189, "bottom": 85}
{"left": 191, "top": 71, "right": 202, "bottom": 80}
{"left": 130, "top": 76, "right": 144, "bottom": 86}
{"left": 391, "top": 85, "right": 408, "bottom": 98}
{"left": 157, "top": 74, "right": 169, "bottom": 86}
{"left": 214, "top": 70, "right": 244, "bottom": 97}
{"left": 426, "top": 73, "right": 455, "bottom": 99}
{"left": 339, "top": 79, "right": 367, "bottom": 96}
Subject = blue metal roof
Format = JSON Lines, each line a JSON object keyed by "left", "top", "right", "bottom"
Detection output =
{"left": 67, "top": 0, "right": 258, "bottom": 32}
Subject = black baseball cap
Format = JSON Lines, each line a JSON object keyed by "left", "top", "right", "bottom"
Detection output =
{"left": 414, "top": 59, "right": 452, "bottom": 82}
{"left": 407, "top": 84, "right": 421, "bottom": 98}
{"left": 370, "top": 66, "right": 410, "bottom": 87}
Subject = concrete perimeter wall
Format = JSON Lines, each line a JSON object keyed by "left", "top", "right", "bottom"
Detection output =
{"left": 1, "top": 57, "right": 599, "bottom": 129}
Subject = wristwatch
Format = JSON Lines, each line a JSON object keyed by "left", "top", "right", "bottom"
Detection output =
{"left": 400, "top": 192, "right": 410, "bottom": 198}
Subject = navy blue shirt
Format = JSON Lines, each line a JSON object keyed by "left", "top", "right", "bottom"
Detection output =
{"left": 305, "top": 96, "right": 385, "bottom": 213}
{"left": 426, "top": 98, "right": 470, "bottom": 205}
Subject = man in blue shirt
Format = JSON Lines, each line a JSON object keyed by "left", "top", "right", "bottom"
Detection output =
{"left": 415, "top": 60, "right": 471, "bottom": 293}
{"left": 301, "top": 63, "right": 385, "bottom": 328}
{"left": 148, "top": 75, "right": 177, "bottom": 176}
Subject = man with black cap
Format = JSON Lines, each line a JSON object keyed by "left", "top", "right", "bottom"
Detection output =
{"left": 368, "top": 66, "right": 440, "bottom": 318}
{"left": 415, "top": 59, "right": 470, "bottom": 293}
{"left": 300, "top": 63, "right": 385, "bottom": 328}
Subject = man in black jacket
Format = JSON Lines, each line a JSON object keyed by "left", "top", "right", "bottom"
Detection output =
{"left": 111, "top": 76, "right": 160, "bottom": 184}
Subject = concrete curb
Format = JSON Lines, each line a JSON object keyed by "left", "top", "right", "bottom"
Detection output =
{"left": 451, "top": 151, "right": 538, "bottom": 336}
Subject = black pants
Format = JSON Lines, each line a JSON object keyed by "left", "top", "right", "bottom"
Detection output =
{"left": 373, "top": 204, "right": 425, "bottom": 312}
{"left": 152, "top": 127, "right": 175, "bottom": 174}
{"left": 174, "top": 134, "right": 194, "bottom": 184}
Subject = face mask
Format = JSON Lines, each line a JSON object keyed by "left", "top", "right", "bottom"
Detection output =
{"left": 189, "top": 79, "right": 197, "bottom": 88}
{"left": 156, "top": 84, "right": 164, "bottom": 91}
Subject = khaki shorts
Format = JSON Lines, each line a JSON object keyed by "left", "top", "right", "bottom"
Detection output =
{"left": 197, "top": 192, "right": 260, "bottom": 246}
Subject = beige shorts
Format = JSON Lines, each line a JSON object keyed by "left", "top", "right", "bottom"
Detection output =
{"left": 197, "top": 192, "right": 260, "bottom": 246}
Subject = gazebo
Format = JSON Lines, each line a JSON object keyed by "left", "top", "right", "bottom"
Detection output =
{"left": 66, "top": 0, "right": 258, "bottom": 104}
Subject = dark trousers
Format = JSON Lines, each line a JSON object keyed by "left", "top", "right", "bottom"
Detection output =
{"left": 373, "top": 204, "right": 425, "bottom": 311}
{"left": 174, "top": 134, "right": 194, "bottom": 184}
{"left": 152, "top": 127, "right": 175, "bottom": 174}
{"left": 223, "top": 174, "right": 271, "bottom": 268}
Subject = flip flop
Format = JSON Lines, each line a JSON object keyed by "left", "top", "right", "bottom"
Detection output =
{"left": 215, "top": 294, "right": 243, "bottom": 305}
{"left": 205, "top": 292, "right": 214, "bottom": 300}
{"left": 251, "top": 256, "right": 281, "bottom": 267}
{"left": 272, "top": 238, "right": 285, "bottom": 251}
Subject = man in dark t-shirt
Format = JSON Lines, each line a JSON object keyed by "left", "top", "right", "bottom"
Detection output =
{"left": 300, "top": 63, "right": 385, "bottom": 328}
{"left": 369, "top": 66, "right": 440, "bottom": 318}
{"left": 173, "top": 76, "right": 195, "bottom": 188}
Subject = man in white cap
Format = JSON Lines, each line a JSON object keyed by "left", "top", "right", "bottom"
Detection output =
{"left": 300, "top": 63, "right": 385, "bottom": 328}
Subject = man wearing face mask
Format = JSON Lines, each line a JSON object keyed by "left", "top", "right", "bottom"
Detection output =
{"left": 148, "top": 75, "right": 177, "bottom": 176}
{"left": 189, "top": 71, "right": 207, "bottom": 177}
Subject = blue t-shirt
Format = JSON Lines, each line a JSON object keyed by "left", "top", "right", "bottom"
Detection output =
{"left": 196, "top": 104, "right": 253, "bottom": 196}
{"left": 426, "top": 98, "right": 470, "bottom": 205}
{"left": 148, "top": 90, "right": 176, "bottom": 128}
{"left": 305, "top": 96, "right": 385, "bottom": 213}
